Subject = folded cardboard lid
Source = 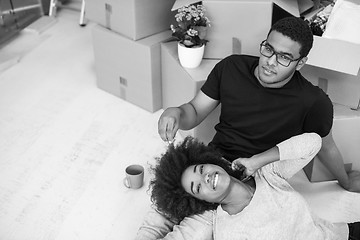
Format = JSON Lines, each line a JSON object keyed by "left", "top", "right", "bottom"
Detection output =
{"left": 274, "top": 0, "right": 300, "bottom": 17}
{"left": 306, "top": 36, "right": 360, "bottom": 76}
{"left": 273, "top": 0, "right": 313, "bottom": 16}
{"left": 297, "top": 0, "right": 314, "bottom": 14}
{"left": 172, "top": 0, "right": 200, "bottom": 10}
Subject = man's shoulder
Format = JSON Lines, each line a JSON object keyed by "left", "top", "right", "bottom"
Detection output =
{"left": 294, "top": 72, "right": 332, "bottom": 108}
{"left": 295, "top": 72, "right": 327, "bottom": 93}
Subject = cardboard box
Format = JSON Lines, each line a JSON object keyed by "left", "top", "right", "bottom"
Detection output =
{"left": 161, "top": 41, "right": 220, "bottom": 144}
{"left": 307, "top": 37, "right": 360, "bottom": 76}
{"left": 92, "top": 25, "right": 172, "bottom": 113}
{"left": 202, "top": 0, "right": 311, "bottom": 59}
{"left": 303, "top": 104, "right": 360, "bottom": 182}
{"left": 301, "top": 65, "right": 360, "bottom": 110}
{"left": 86, "top": 0, "right": 176, "bottom": 40}
{"left": 301, "top": 37, "right": 360, "bottom": 110}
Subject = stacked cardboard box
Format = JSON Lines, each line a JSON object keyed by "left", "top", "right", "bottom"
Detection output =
{"left": 87, "top": 0, "right": 175, "bottom": 112}
{"left": 86, "top": 0, "right": 176, "bottom": 40}
{"left": 92, "top": 26, "right": 172, "bottom": 112}
{"left": 302, "top": 38, "right": 360, "bottom": 110}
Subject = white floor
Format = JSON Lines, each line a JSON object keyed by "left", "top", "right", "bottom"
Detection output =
{"left": 0, "top": 9, "right": 170, "bottom": 240}
{"left": 0, "top": 8, "right": 359, "bottom": 240}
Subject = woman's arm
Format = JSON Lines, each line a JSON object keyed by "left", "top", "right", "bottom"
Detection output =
{"left": 232, "top": 133, "right": 322, "bottom": 179}
{"left": 161, "top": 211, "right": 214, "bottom": 240}
{"left": 232, "top": 146, "right": 279, "bottom": 177}
{"left": 272, "top": 133, "right": 322, "bottom": 179}
{"left": 136, "top": 208, "right": 214, "bottom": 240}
{"left": 136, "top": 208, "right": 177, "bottom": 240}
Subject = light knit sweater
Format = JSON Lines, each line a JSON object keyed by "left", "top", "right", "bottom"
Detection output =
{"left": 136, "top": 133, "right": 349, "bottom": 240}
{"left": 213, "top": 133, "right": 348, "bottom": 240}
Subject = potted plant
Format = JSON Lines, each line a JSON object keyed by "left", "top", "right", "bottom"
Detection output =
{"left": 170, "top": 4, "right": 211, "bottom": 68}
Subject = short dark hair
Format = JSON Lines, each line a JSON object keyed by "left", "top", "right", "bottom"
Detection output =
{"left": 149, "top": 136, "right": 242, "bottom": 222}
{"left": 268, "top": 17, "right": 313, "bottom": 57}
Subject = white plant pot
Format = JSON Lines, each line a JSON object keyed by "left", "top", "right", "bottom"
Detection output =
{"left": 177, "top": 42, "right": 205, "bottom": 69}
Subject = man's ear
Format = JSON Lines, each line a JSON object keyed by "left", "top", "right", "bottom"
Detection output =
{"left": 296, "top": 57, "right": 308, "bottom": 71}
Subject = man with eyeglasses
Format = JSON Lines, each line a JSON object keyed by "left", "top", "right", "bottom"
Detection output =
{"left": 137, "top": 16, "right": 360, "bottom": 240}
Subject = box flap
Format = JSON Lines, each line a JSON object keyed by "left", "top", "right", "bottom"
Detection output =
{"left": 297, "top": 0, "right": 314, "bottom": 14}
{"left": 306, "top": 36, "right": 360, "bottom": 76}
{"left": 273, "top": 0, "right": 300, "bottom": 17}
{"left": 172, "top": 0, "right": 200, "bottom": 10}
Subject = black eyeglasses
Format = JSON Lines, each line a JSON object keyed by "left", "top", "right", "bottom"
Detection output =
{"left": 259, "top": 40, "right": 302, "bottom": 67}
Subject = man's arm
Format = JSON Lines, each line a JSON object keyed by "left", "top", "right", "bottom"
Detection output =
{"left": 179, "top": 91, "right": 219, "bottom": 130}
{"left": 317, "top": 130, "right": 360, "bottom": 192}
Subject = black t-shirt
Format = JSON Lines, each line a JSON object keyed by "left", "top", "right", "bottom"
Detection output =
{"left": 201, "top": 55, "right": 333, "bottom": 160}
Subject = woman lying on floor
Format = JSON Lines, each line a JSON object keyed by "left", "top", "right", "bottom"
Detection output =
{"left": 149, "top": 133, "right": 360, "bottom": 240}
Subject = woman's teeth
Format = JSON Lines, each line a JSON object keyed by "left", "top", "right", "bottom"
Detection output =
{"left": 213, "top": 172, "right": 219, "bottom": 190}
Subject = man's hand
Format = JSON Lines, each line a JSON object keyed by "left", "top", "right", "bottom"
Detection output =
{"left": 158, "top": 107, "right": 181, "bottom": 143}
{"left": 346, "top": 170, "right": 360, "bottom": 193}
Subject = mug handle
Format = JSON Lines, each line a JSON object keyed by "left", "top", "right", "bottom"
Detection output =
{"left": 123, "top": 177, "right": 131, "bottom": 188}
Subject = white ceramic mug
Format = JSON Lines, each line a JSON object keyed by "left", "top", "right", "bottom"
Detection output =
{"left": 123, "top": 164, "right": 144, "bottom": 189}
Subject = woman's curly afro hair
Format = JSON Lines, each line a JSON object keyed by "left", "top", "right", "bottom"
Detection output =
{"left": 149, "top": 136, "right": 243, "bottom": 222}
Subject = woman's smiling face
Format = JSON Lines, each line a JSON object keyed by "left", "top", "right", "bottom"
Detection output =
{"left": 181, "top": 164, "right": 231, "bottom": 203}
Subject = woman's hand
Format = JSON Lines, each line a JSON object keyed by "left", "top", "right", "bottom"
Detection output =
{"left": 231, "top": 157, "right": 257, "bottom": 180}
{"left": 232, "top": 145, "right": 281, "bottom": 180}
